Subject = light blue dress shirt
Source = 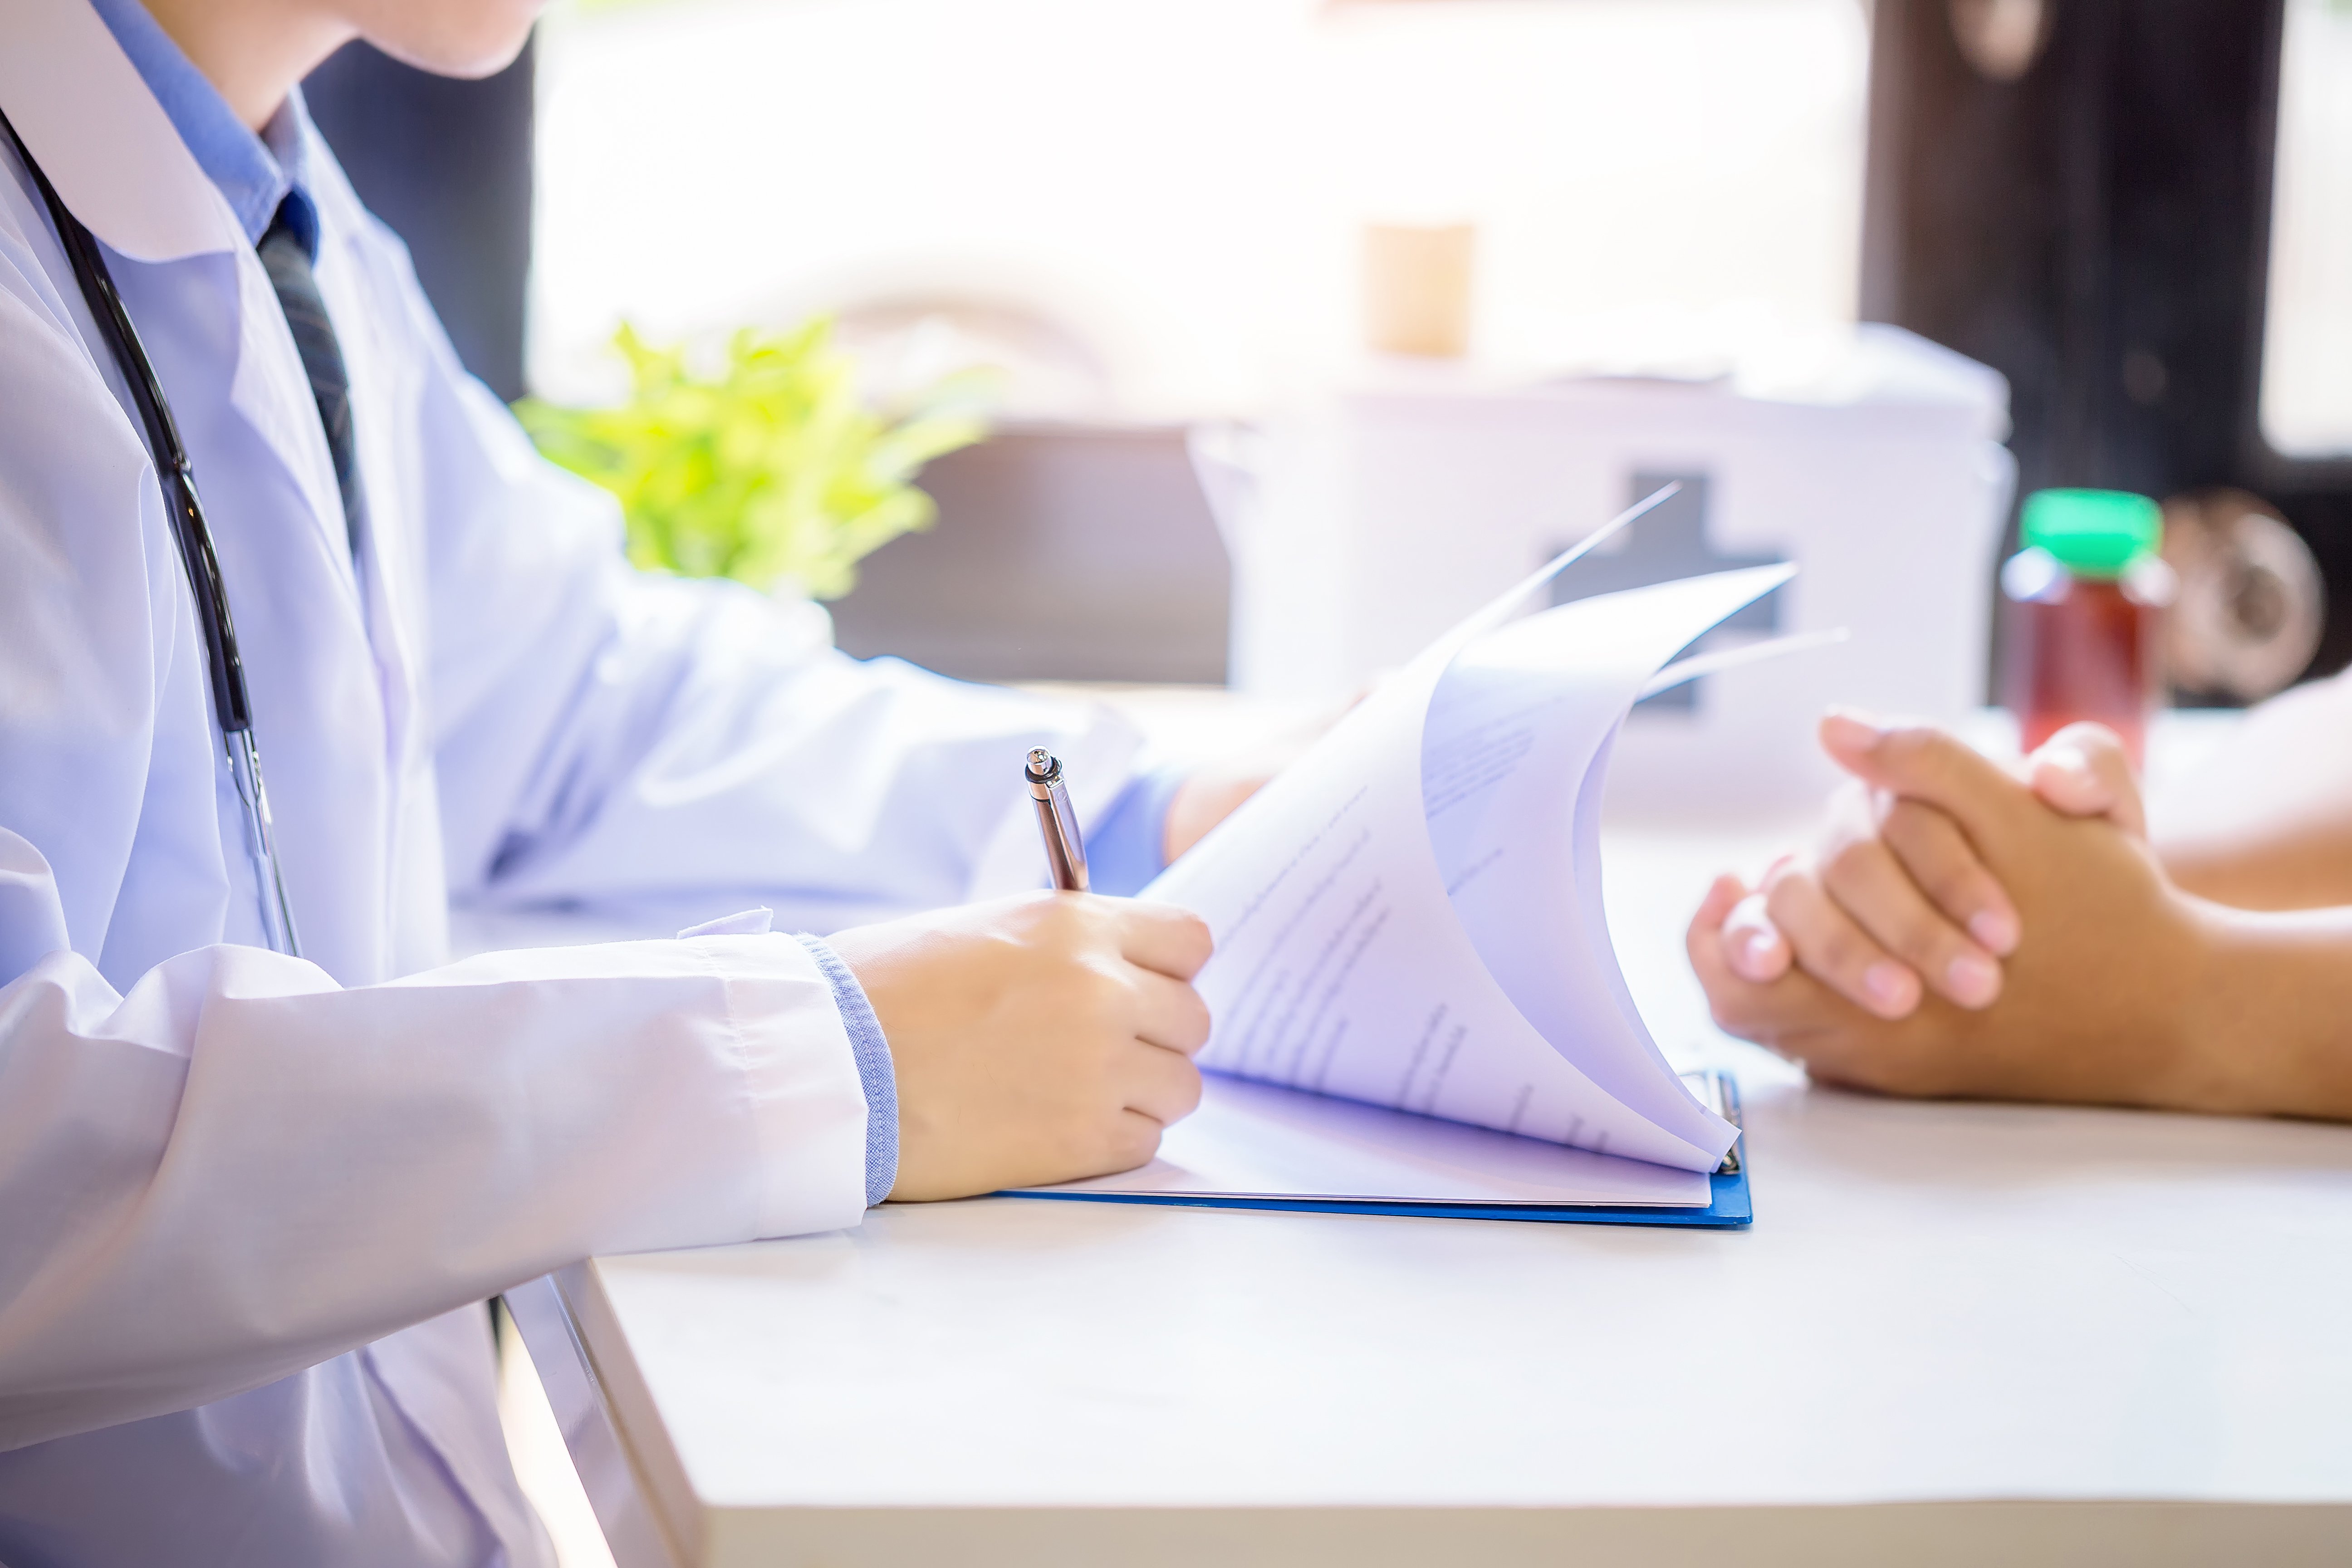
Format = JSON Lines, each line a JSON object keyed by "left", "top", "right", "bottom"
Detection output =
{"left": 1088, "top": 764, "right": 1185, "bottom": 896}
{"left": 87, "top": 0, "right": 317, "bottom": 252}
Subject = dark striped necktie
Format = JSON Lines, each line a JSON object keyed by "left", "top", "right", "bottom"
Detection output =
{"left": 257, "top": 200, "right": 366, "bottom": 564}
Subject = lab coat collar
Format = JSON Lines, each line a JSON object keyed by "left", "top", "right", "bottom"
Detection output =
{"left": 0, "top": 0, "right": 244, "bottom": 261}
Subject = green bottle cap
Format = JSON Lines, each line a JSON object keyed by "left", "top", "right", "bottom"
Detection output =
{"left": 2019, "top": 489, "right": 2162, "bottom": 579}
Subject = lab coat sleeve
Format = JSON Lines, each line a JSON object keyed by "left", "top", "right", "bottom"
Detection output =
{"left": 396, "top": 263, "right": 1142, "bottom": 932}
{"left": 0, "top": 833, "right": 868, "bottom": 1450}
{"left": 0, "top": 208, "right": 868, "bottom": 1454}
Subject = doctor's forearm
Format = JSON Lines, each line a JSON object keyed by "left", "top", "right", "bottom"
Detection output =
{"left": 0, "top": 936, "right": 867, "bottom": 1449}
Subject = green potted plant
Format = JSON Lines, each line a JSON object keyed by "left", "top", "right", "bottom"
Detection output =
{"left": 516, "top": 316, "right": 990, "bottom": 615}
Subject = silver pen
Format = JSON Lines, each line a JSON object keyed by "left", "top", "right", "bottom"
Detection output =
{"left": 1024, "top": 747, "right": 1089, "bottom": 892}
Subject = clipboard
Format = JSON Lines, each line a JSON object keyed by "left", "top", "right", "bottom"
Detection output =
{"left": 1006, "top": 1071, "right": 1752, "bottom": 1230}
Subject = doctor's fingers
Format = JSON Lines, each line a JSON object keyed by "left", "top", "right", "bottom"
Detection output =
{"left": 1126, "top": 967, "right": 1214, "bottom": 1056}
{"left": 1114, "top": 900, "right": 1215, "bottom": 981}
{"left": 1115, "top": 1035, "right": 1205, "bottom": 1129}
{"left": 1101, "top": 1106, "right": 1179, "bottom": 1176}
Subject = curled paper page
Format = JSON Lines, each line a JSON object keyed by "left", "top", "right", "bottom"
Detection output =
{"left": 1639, "top": 626, "right": 1850, "bottom": 701}
{"left": 1145, "top": 562, "right": 1793, "bottom": 1174}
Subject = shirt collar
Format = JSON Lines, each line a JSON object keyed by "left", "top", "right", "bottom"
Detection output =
{"left": 83, "top": 0, "right": 320, "bottom": 255}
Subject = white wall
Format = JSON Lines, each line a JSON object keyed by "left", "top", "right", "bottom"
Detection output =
{"left": 2262, "top": 0, "right": 2352, "bottom": 458}
{"left": 528, "top": 0, "right": 1870, "bottom": 416}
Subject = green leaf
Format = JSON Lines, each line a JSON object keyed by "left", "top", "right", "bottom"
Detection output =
{"left": 514, "top": 314, "right": 991, "bottom": 596}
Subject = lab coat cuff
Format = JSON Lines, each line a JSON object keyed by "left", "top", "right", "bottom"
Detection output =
{"left": 685, "top": 929, "right": 871, "bottom": 1237}
{"left": 796, "top": 934, "right": 898, "bottom": 1207}
{"left": 1084, "top": 764, "right": 1187, "bottom": 897}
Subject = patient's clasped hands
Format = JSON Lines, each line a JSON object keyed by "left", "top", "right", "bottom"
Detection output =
{"left": 1690, "top": 712, "right": 2351, "bottom": 1119}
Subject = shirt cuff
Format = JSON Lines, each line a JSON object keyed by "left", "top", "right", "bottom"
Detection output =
{"left": 1085, "top": 764, "right": 1186, "bottom": 897}
{"left": 795, "top": 935, "right": 898, "bottom": 1206}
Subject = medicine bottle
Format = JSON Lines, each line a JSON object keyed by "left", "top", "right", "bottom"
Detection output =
{"left": 1999, "top": 489, "right": 2175, "bottom": 769}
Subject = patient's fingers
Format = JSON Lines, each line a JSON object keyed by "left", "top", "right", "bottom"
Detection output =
{"left": 1761, "top": 859, "right": 1923, "bottom": 1019}
{"left": 1693, "top": 875, "right": 1778, "bottom": 982}
{"left": 1818, "top": 828, "right": 2003, "bottom": 1009}
{"left": 1686, "top": 884, "right": 1846, "bottom": 1049}
{"left": 1693, "top": 873, "right": 1746, "bottom": 931}
{"left": 2028, "top": 722, "right": 2146, "bottom": 838}
{"left": 1692, "top": 872, "right": 1793, "bottom": 983}
{"left": 1818, "top": 710, "right": 2034, "bottom": 858}
{"left": 1689, "top": 879, "right": 1776, "bottom": 1037}
{"left": 1690, "top": 871, "right": 1975, "bottom": 1099}
{"left": 1720, "top": 865, "right": 1792, "bottom": 982}
{"left": 1878, "top": 799, "right": 2022, "bottom": 957}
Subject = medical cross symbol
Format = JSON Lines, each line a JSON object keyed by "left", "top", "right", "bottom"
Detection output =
{"left": 1549, "top": 471, "right": 1786, "bottom": 710}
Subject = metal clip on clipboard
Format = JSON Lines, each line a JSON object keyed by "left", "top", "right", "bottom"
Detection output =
{"left": 1681, "top": 1069, "right": 1745, "bottom": 1177}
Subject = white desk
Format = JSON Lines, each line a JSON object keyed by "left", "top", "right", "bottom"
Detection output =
{"left": 505, "top": 723, "right": 2352, "bottom": 1567}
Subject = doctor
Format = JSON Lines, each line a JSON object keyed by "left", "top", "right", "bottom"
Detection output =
{"left": 0, "top": 0, "right": 1245, "bottom": 1559}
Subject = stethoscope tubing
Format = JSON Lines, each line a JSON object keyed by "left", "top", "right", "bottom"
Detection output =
{"left": 0, "top": 104, "right": 300, "bottom": 958}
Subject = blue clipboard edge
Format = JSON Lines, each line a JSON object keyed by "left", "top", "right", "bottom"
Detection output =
{"left": 1004, "top": 1073, "right": 1753, "bottom": 1230}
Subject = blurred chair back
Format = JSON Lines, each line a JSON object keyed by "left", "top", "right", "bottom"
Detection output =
{"left": 304, "top": 38, "right": 535, "bottom": 401}
{"left": 828, "top": 423, "right": 1230, "bottom": 685}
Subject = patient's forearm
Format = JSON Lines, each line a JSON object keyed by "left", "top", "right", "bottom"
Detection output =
{"left": 2154, "top": 671, "right": 2352, "bottom": 911}
{"left": 2193, "top": 904, "right": 2352, "bottom": 1122}
{"left": 2163, "top": 826, "right": 2352, "bottom": 912}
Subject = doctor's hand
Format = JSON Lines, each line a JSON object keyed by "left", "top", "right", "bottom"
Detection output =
{"left": 1712, "top": 714, "right": 2144, "bottom": 1019}
{"left": 828, "top": 892, "right": 1214, "bottom": 1201}
{"left": 1686, "top": 716, "right": 2241, "bottom": 1112}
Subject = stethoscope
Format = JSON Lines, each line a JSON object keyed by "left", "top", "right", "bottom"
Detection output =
{"left": 1, "top": 108, "right": 302, "bottom": 957}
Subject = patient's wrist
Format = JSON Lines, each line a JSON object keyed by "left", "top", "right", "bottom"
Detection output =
{"left": 2146, "top": 902, "right": 2256, "bottom": 1115}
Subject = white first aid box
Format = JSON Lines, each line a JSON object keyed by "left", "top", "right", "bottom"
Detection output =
{"left": 1208, "top": 324, "right": 2015, "bottom": 818}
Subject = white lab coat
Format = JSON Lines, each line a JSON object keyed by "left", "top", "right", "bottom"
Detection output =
{"left": 0, "top": 1, "right": 1139, "bottom": 1560}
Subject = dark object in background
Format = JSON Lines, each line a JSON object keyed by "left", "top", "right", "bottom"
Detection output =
{"left": 1551, "top": 473, "right": 1784, "bottom": 713}
{"left": 1861, "top": 0, "right": 2352, "bottom": 687}
{"left": 828, "top": 424, "right": 1230, "bottom": 685}
{"left": 2161, "top": 488, "right": 2326, "bottom": 701}
{"left": 303, "top": 38, "right": 535, "bottom": 402}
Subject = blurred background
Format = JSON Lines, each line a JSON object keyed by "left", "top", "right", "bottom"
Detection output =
{"left": 305, "top": 0, "right": 2351, "bottom": 778}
